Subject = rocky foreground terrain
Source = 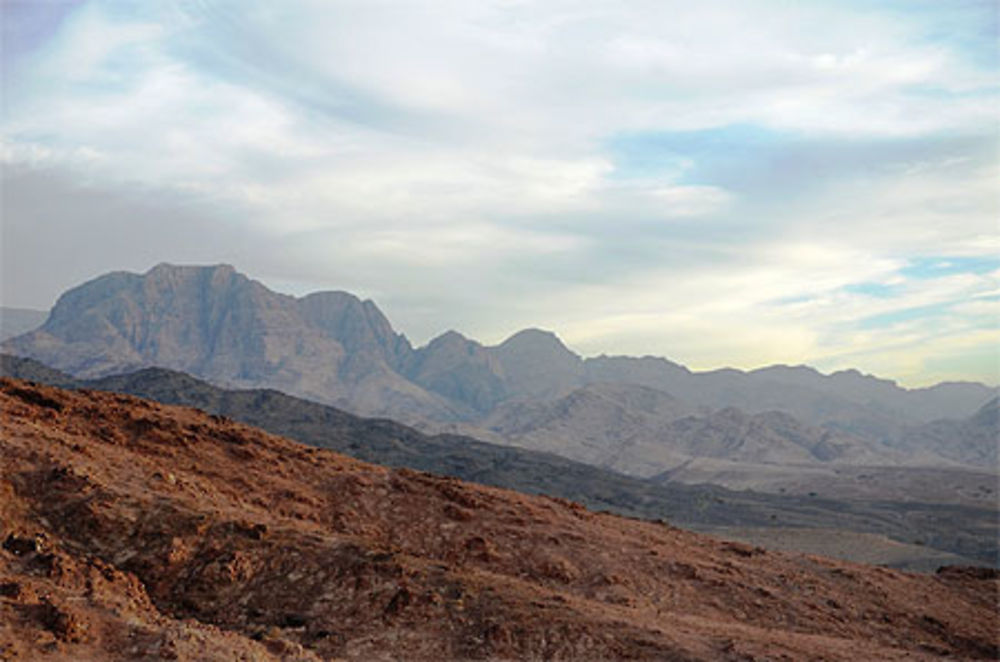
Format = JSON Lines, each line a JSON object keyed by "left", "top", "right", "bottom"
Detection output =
{"left": 1, "top": 378, "right": 998, "bottom": 661}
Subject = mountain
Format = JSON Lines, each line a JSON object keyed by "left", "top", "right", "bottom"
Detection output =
{"left": 3, "top": 264, "right": 995, "bottom": 474}
{"left": 3, "top": 377, "right": 997, "bottom": 660}
{"left": 403, "top": 330, "right": 506, "bottom": 414}
{"left": 893, "top": 398, "right": 1000, "bottom": 466}
{"left": 646, "top": 402, "right": 998, "bottom": 502}
{"left": 477, "top": 381, "right": 697, "bottom": 472}
{"left": 465, "top": 385, "right": 902, "bottom": 478}
{"left": 402, "top": 327, "right": 586, "bottom": 412}
{"left": 0, "top": 306, "right": 48, "bottom": 342}
{"left": 491, "top": 328, "right": 584, "bottom": 399}
{"left": 2, "top": 264, "right": 458, "bottom": 421}
{"left": 3, "top": 353, "right": 996, "bottom": 569}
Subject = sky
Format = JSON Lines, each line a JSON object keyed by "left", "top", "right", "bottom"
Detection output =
{"left": 1, "top": 0, "right": 997, "bottom": 387}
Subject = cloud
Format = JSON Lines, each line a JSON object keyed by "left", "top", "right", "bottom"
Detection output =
{"left": 1, "top": 0, "right": 996, "bottom": 385}
{"left": 0, "top": 165, "right": 263, "bottom": 307}
{"left": 556, "top": 244, "right": 998, "bottom": 386}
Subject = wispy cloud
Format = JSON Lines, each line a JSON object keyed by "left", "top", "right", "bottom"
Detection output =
{"left": 1, "top": 0, "right": 996, "bottom": 385}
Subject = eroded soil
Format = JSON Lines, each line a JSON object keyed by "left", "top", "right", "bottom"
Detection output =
{"left": 1, "top": 378, "right": 997, "bottom": 660}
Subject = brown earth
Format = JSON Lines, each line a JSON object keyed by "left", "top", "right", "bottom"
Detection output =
{"left": 1, "top": 378, "right": 997, "bottom": 661}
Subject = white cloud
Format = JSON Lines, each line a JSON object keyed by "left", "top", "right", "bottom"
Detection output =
{"left": 1, "top": 0, "right": 997, "bottom": 385}
{"left": 557, "top": 240, "right": 997, "bottom": 382}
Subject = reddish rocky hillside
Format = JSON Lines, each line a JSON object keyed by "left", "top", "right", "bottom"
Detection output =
{"left": 1, "top": 378, "right": 996, "bottom": 661}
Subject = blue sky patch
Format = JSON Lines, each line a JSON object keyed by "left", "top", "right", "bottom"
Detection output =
{"left": 842, "top": 282, "right": 898, "bottom": 298}
{"left": 858, "top": 301, "right": 956, "bottom": 330}
{"left": 900, "top": 256, "right": 1000, "bottom": 280}
{"left": 604, "top": 126, "right": 993, "bottom": 203}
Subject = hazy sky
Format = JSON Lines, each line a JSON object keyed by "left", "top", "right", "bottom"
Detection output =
{"left": 2, "top": 1, "right": 997, "bottom": 386}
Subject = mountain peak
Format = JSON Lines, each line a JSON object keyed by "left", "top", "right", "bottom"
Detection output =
{"left": 426, "top": 329, "right": 473, "bottom": 347}
{"left": 751, "top": 364, "right": 819, "bottom": 378}
{"left": 146, "top": 262, "right": 236, "bottom": 276}
{"left": 300, "top": 289, "right": 361, "bottom": 305}
{"left": 489, "top": 328, "right": 582, "bottom": 398}
{"left": 139, "top": 263, "right": 251, "bottom": 297}
{"left": 497, "top": 328, "right": 576, "bottom": 356}
{"left": 830, "top": 368, "right": 899, "bottom": 388}
{"left": 298, "top": 289, "right": 409, "bottom": 364}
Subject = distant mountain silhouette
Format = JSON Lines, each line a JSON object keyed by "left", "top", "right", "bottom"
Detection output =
{"left": 3, "top": 263, "right": 996, "bottom": 475}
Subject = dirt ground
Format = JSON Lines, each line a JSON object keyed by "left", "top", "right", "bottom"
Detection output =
{"left": 2, "top": 378, "right": 997, "bottom": 661}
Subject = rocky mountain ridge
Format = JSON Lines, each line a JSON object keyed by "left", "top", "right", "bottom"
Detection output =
{"left": 2, "top": 377, "right": 997, "bottom": 660}
{"left": 451, "top": 384, "right": 913, "bottom": 478}
{"left": 3, "top": 264, "right": 996, "bottom": 476}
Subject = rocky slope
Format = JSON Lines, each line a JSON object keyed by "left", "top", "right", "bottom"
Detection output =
{"left": 2, "top": 378, "right": 998, "bottom": 660}
{"left": 3, "top": 264, "right": 996, "bottom": 475}
{"left": 4, "top": 353, "right": 996, "bottom": 569}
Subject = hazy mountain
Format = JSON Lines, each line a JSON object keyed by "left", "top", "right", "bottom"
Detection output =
{"left": 659, "top": 408, "right": 885, "bottom": 464}
{"left": 750, "top": 365, "right": 996, "bottom": 422}
{"left": 474, "top": 387, "right": 903, "bottom": 478}
{"left": 473, "top": 382, "right": 698, "bottom": 471}
{"left": 402, "top": 328, "right": 584, "bottom": 411}
{"left": 0, "top": 306, "right": 48, "bottom": 342}
{"left": 3, "top": 264, "right": 995, "bottom": 474}
{"left": 2, "top": 264, "right": 458, "bottom": 421}
{"left": 403, "top": 330, "right": 506, "bottom": 414}
{"left": 413, "top": 330, "right": 994, "bottom": 445}
{"left": 490, "top": 328, "right": 584, "bottom": 399}
{"left": 892, "top": 398, "right": 999, "bottom": 467}
{"left": 649, "top": 402, "right": 999, "bottom": 501}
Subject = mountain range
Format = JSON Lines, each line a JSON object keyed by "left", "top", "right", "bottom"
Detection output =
{"left": 3, "top": 263, "right": 996, "bottom": 482}
{"left": 2, "top": 353, "right": 996, "bottom": 570}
